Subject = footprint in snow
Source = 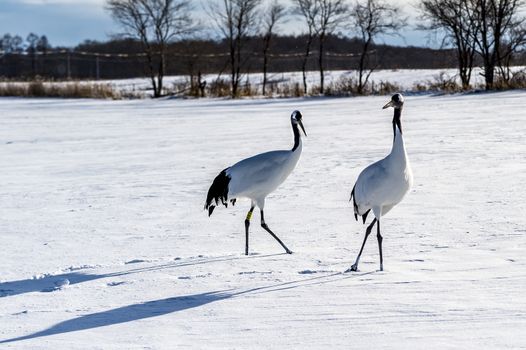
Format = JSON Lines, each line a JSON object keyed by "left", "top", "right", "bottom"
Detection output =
{"left": 196, "top": 273, "right": 212, "bottom": 278}
{"left": 12, "top": 310, "right": 28, "bottom": 316}
{"left": 238, "top": 271, "right": 273, "bottom": 275}
{"left": 107, "top": 281, "right": 127, "bottom": 287}
{"left": 298, "top": 269, "right": 335, "bottom": 275}
{"left": 42, "top": 278, "right": 70, "bottom": 292}
{"left": 125, "top": 259, "right": 147, "bottom": 264}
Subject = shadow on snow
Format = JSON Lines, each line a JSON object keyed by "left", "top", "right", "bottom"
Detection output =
{"left": 0, "top": 291, "right": 231, "bottom": 344}
{"left": 0, "top": 254, "right": 374, "bottom": 344}
{"left": 0, "top": 272, "right": 109, "bottom": 297}
{"left": 0, "top": 253, "right": 282, "bottom": 298}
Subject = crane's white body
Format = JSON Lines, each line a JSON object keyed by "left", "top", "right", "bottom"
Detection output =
{"left": 227, "top": 140, "right": 302, "bottom": 209}
{"left": 353, "top": 126, "right": 413, "bottom": 219}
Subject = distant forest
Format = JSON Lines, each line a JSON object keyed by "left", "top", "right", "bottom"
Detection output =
{"left": 2, "top": 0, "right": 526, "bottom": 98}
{"left": 0, "top": 33, "right": 465, "bottom": 80}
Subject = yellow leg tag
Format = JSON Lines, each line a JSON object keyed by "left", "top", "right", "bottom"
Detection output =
{"left": 246, "top": 211, "right": 253, "bottom": 221}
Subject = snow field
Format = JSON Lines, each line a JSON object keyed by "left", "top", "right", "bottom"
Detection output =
{"left": 0, "top": 91, "right": 525, "bottom": 348}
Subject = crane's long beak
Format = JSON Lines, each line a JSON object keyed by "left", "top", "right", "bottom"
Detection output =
{"left": 382, "top": 100, "right": 394, "bottom": 109}
{"left": 298, "top": 120, "right": 307, "bottom": 136}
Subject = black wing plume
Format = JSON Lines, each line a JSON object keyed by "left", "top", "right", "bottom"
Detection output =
{"left": 204, "top": 168, "right": 231, "bottom": 217}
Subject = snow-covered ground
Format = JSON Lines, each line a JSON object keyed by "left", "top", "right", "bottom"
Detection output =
{"left": 0, "top": 91, "right": 525, "bottom": 348}
{"left": 99, "top": 66, "right": 525, "bottom": 96}
{"left": 99, "top": 68, "right": 486, "bottom": 95}
{"left": 2, "top": 67, "right": 525, "bottom": 98}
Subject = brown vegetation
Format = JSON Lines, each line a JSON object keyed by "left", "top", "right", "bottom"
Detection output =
{"left": 0, "top": 81, "right": 121, "bottom": 99}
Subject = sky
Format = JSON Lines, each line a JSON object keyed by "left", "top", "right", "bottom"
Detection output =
{"left": 0, "top": 0, "right": 437, "bottom": 48}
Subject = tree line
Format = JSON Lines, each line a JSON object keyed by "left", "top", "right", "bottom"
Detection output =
{"left": 1, "top": 0, "right": 525, "bottom": 97}
{"left": 0, "top": 34, "right": 459, "bottom": 82}
{"left": 104, "top": 0, "right": 526, "bottom": 97}
{"left": 106, "top": 0, "right": 412, "bottom": 97}
{"left": 420, "top": 0, "right": 526, "bottom": 90}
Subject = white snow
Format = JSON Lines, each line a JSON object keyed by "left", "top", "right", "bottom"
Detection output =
{"left": 1, "top": 91, "right": 525, "bottom": 348}
{"left": 100, "top": 67, "right": 524, "bottom": 96}
{"left": 89, "top": 68, "right": 472, "bottom": 96}
{"left": 2, "top": 67, "right": 525, "bottom": 98}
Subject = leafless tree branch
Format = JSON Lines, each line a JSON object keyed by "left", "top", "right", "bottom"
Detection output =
{"left": 106, "top": 0, "right": 195, "bottom": 97}
{"left": 349, "top": 0, "right": 406, "bottom": 94}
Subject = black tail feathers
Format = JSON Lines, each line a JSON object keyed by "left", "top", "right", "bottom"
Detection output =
{"left": 350, "top": 186, "right": 358, "bottom": 221}
{"left": 205, "top": 168, "right": 231, "bottom": 217}
{"left": 350, "top": 185, "right": 369, "bottom": 224}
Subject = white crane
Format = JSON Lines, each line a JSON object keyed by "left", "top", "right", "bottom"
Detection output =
{"left": 348, "top": 93, "right": 413, "bottom": 272}
{"left": 205, "top": 110, "right": 306, "bottom": 255}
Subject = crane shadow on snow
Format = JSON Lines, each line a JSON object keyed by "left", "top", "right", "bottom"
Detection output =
{"left": 0, "top": 272, "right": 107, "bottom": 297}
{"left": 0, "top": 253, "right": 284, "bottom": 298}
{"left": 0, "top": 270, "right": 373, "bottom": 344}
{"left": 0, "top": 290, "right": 232, "bottom": 344}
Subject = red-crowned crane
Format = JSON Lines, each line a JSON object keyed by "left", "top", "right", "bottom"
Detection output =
{"left": 205, "top": 110, "right": 306, "bottom": 255}
{"left": 349, "top": 94, "right": 413, "bottom": 272}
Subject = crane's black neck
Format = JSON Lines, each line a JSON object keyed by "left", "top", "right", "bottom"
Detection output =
{"left": 392, "top": 107, "right": 403, "bottom": 141}
{"left": 292, "top": 122, "right": 301, "bottom": 151}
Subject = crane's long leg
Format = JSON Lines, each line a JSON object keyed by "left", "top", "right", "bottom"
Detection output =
{"left": 377, "top": 219, "right": 383, "bottom": 271}
{"left": 244, "top": 206, "right": 255, "bottom": 255}
{"left": 260, "top": 210, "right": 292, "bottom": 254}
{"left": 347, "top": 218, "right": 377, "bottom": 272}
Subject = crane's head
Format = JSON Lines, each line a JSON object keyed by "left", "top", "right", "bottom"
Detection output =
{"left": 382, "top": 93, "right": 404, "bottom": 110}
{"left": 291, "top": 110, "right": 307, "bottom": 136}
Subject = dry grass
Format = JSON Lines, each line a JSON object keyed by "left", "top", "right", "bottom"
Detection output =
{"left": 4, "top": 69, "right": 524, "bottom": 100}
{"left": 239, "top": 83, "right": 258, "bottom": 97}
{"left": 416, "top": 72, "right": 463, "bottom": 93}
{"left": 277, "top": 82, "right": 304, "bottom": 97}
{"left": 320, "top": 77, "right": 402, "bottom": 97}
{"left": 0, "top": 81, "right": 121, "bottom": 99}
{"left": 208, "top": 79, "right": 231, "bottom": 97}
{"left": 494, "top": 70, "right": 526, "bottom": 90}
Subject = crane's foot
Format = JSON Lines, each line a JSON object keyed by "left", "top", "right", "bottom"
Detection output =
{"left": 285, "top": 248, "right": 293, "bottom": 254}
{"left": 345, "top": 263, "right": 359, "bottom": 273}
{"left": 379, "top": 264, "right": 383, "bottom": 271}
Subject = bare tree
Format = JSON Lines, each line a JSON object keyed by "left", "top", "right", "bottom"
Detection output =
{"left": 294, "top": 0, "right": 319, "bottom": 94}
{"left": 420, "top": 0, "right": 478, "bottom": 90}
{"left": 1, "top": 34, "right": 24, "bottom": 54}
{"left": 497, "top": 22, "right": 526, "bottom": 82}
{"left": 107, "top": 0, "right": 194, "bottom": 97}
{"left": 37, "top": 35, "right": 51, "bottom": 54}
{"left": 262, "top": 0, "right": 286, "bottom": 96}
{"left": 26, "top": 33, "right": 39, "bottom": 77}
{"left": 11, "top": 35, "right": 24, "bottom": 54}
{"left": 26, "top": 33, "right": 39, "bottom": 51}
{"left": 315, "top": 0, "right": 346, "bottom": 94}
{"left": 177, "top": 39, "right": 209, "bottom": 96}
{"left": 468, "top": 0, "right": 526, "bottom": 89}
{"left": 210, "top": 0, "right": 261, "bottom": 98}
{"left": 0, "top": 34, "right": 12, "bottom": 54}
{"left": 349, "top": 0, "right": 406, "bottom": 94}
